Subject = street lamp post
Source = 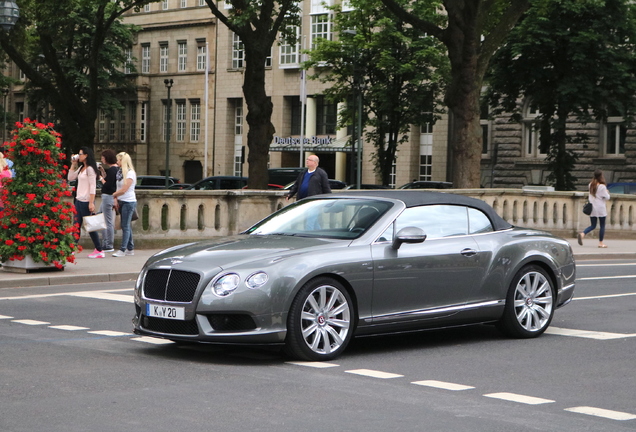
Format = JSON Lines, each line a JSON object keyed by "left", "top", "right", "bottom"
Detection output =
{"left": 343, "top": 29, "right": 362, "bottom": 189}
{"left": 164, "top": 79, "right": 173, "bottom": 189}
{"left": 2, "top": 88, "right": 8, "bottom": 145}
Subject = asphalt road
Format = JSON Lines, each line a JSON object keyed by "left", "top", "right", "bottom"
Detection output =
{"left": 0, "top": 259, "right": 634, "bottom": 432}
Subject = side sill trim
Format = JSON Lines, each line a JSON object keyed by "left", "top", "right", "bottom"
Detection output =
{"left": 370, "top": 299, "right": 505, "bottom": 323}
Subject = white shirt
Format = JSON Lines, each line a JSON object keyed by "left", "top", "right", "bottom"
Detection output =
{"left": 116, "top": 169, "right": 137, "bottom": 202}
{"left": 588, "top": 183, "right": 609, "bottom": 217}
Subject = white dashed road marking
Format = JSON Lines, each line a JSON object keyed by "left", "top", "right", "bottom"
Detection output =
{"left": 287, "top": 361, "right": 340, "bottom": 368}
{"left": 574, "top": 292, "right": 636, "bottom": 300}
{"left": 565, "top": 406, "right": 636, "bottom": 421}
{"left": 87, "top": 330, "right": 132, "bottom": 337}
{"left": 0, "top": 315, "right": 13, "bottom": 319}
{"left": 577, "top": 275, "right": 636, "bottom": 280}
{"left": 345, "top": 369, "right": 403, "bottom": 379}
{"left": 131, "top": 336, "right": 175, "bottom": 345}
{"left": 48, "top": 325, "right": 90, "bottom": 331}
{"left": 68, "top": 292, "right": 134, "bottom": 303}
{"left": 11, "top": 319, "right": 50, "bottom": 325}
{"left": 484, "top": 392, "right": 555, "bottom": 405}
{"left": 546, "top": 327, "right": 636, "bottom": 340}
{"left": 411, "top": 380, "right": 474, "bottom": 391}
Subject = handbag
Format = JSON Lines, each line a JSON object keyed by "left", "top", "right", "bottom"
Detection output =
{"left": 582, "top": 202, "right": 593, "bottom": 216}
{"left": 83, "top": 213, "right": 106, "bottom": 232}
{"left": 131, "top": 208, "right": 139, "bottom": 221}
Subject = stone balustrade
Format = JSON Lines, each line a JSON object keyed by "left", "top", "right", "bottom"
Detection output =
{"left": 84, "top": 189, "right": 636, "bottom": 249}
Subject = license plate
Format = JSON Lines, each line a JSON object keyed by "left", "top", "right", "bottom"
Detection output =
{"left": 146, "top": 303, "right": 185, "bottom": 321}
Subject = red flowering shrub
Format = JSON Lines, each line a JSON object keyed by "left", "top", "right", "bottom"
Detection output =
{"left": 0, "top": 119, "right": 81, "bottom": 268}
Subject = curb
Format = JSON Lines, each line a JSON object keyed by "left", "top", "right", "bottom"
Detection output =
{"left": 0, "top": 272, "right": 139, "bottom": 289}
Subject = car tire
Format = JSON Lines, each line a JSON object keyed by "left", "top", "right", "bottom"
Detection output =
{"left": 284, "top": 277, "right": 355, "bottom": 361}
{"left": 497, "top": 264, "right": 555, "bottom": 338}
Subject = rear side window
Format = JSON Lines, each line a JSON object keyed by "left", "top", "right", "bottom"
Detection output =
{"left": 378, "top": 205, "right": 494, "bottom": 242}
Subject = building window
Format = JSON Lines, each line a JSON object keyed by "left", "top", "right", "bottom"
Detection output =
{"left": 311, "top": 14, "right": 331, "bottom": 50}
{"left": 124, "top": 49, "right": 133, "bottom": 74}
{"left": 315, "top": 96, "right": 337, "bottom": 135}
{"left": 199, "top": 0, "right": 205, "bottom": 6}
{"left": 523, "top": 101, "right": 545, "bottom": 158}
{"left": 109, "top": 114, "right": 116, "bottom": 141}
{"left": 190, "top": 101, "right": 201, "bottom": 141}
{"left": 144, "top": 4, "right": 151, "bottom": 12}
{"left": 178, "top": 42, "right": 187, "bottom": 72}
{"left": 180, "top": 0, "right": 187, "bottom": 7}
{"left": 141, "top": 44, "right": 150, "bottom": 74}
{"left": 119, "top": 108, "right": 126, "bottom": 142}
{"left": 197, "top": 44, "right": 207, "bottom": 71}
{"left": 162, "top": 0, "right": 169, "bottom": 10}
{"left": 290, "top": 96, "right": 302, "bottom": 135}
{"left": 420, "top": 123, "right": 433, "bottom": 181}
{"left": 604, "top": 109, "right": 626, "bottom": 156}
{"left": 265, "top": 50, "right": 272, "bottom": 68}
{"left": 98, "top": 110, "right": 106, "bottom": 142}
{"left": 129, "top": 102, "right": 137, "bottom": 141}
{"left": 160, "top": 44, "right": 169, "bottom": 73}
{"left": 140, "top": 102, "right": 147, "bottom": 142}
{"left": 176, "top": 101, "right": 186, "bottom": 142}
{"left": 480, "top": 100, "right": 490, "bottom": 155}
{"left": 232, "top": 33, "right": 244, "bottom": 69}
{"left": 280, "top": 25, "right": 300, "bottom": 67}
{"left": 235, "top": 105, "right": 243, "bottom": 136}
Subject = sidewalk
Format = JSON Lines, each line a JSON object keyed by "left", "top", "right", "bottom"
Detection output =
{"left": 0, "top": 238, "right": 634, "bottom": 289}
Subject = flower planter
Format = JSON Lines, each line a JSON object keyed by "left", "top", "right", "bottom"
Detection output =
{"left": 2, "top": 256, "right": 64, "bottom": 273}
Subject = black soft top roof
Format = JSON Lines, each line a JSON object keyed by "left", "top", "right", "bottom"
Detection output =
{"left": 326, "top": 190, "right": 513, "bottom": 231}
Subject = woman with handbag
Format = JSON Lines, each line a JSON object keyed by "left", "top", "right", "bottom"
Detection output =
{"left": 578, "top": 169, "right": 610, "bottom": 248}
{"left": 98, "top": 149, "right": 119, "bottom": 253}
{"left": 112, "top": 152, "right": 137, "bottom": 257}
{"left": 68, "top": 147, "right": 104, "bottom": 258}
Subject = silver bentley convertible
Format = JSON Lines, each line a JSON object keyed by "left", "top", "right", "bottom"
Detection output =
{"left": 132, "top": 191, "right": 576, "bottom": 361}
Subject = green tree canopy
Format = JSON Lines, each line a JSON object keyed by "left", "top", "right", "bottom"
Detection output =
{"left": 487, "top": 0, "right": 636, "bottom": 190}
{"left": 306, "top": 0, "right": 449, "bottom": 186}
{"left": 379, "top": 0, "right": 529, "bottom": 188}
{"left": 0, "top": 0, "right": 150, "bottom": 154}
{"left": 204, "top": 0, "right": 300, "bottom": 189}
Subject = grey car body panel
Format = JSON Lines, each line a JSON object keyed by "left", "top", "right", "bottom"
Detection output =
{"left": 133, "top": 191, "right": 575, "bottom": 346}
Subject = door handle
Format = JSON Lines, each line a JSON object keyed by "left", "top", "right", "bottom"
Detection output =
{"left": 460, "top": 248, "right": 477, "bottom": 257}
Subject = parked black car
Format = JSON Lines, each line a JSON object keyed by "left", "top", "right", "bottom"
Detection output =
{"left": 187, "top": 176, "right": 248, "bottom": 190}
{"left": 399, "top": 181, "right": 453, "bottom": 190}
{"left": 136, "top": 175, "right": 185, "bottom": 190}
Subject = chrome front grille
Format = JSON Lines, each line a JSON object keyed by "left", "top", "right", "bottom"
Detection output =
{"left": 143, "top": 269, "right": 201, "bottom": 303}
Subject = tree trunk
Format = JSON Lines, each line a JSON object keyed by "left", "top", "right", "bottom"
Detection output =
{"left": 243, "top": 47, "right": 275, "bottom": 189}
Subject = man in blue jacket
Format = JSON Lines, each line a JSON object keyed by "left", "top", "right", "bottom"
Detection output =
{"left": 286, "top": 155, "right": 331, "bottom": 200}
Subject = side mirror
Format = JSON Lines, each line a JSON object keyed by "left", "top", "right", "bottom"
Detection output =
{"left": 391, "top": 226, "right": 427, "bottom": 250}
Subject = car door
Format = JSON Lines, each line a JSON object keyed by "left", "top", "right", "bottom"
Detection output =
{"left": 371, "top": 205, "right": 489, "bottom": 322}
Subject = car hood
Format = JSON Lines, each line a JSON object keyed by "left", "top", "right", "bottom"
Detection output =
{"left": 146, "top": 234, "right": 346, "bottom": 270}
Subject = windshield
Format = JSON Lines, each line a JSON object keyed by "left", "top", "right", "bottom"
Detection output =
{"left": 245, "top": 198, "right": 394, "bottom": 239}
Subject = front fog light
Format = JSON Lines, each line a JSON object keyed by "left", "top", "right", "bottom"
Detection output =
{"left": 246, "top": 271, "right": 268, "bottom": 289}
{"left": 213, "top": 273, "right": 240, "bottom": 297}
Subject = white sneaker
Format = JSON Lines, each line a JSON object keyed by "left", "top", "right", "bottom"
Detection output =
{"left": 125, "top": 250, "right": 135, "bottom": 256}
{"left": 112, "top": 250, "right": 126, "bottom": 257}
{"left": 88, "top": 249, "right": 105, "bottom": 259}
{"left": 103, "top": 248, "right": 115, "bottom": 253}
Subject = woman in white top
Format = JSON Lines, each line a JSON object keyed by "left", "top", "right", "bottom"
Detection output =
{"left": 112, "top": 152, "right": 137, "bottom": 257}
{"left": 578, "top": 169, "right": 610, "bottom": 248}
{"left": 68, "top": 147, "right": 104, "bottom": 258}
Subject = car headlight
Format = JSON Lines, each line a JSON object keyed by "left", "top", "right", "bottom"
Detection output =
{"left": 212, "top": 273, "right": 240, "bottom": 297}
{"left": 246, "top": 271, "right": 268, "bottom": 289}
